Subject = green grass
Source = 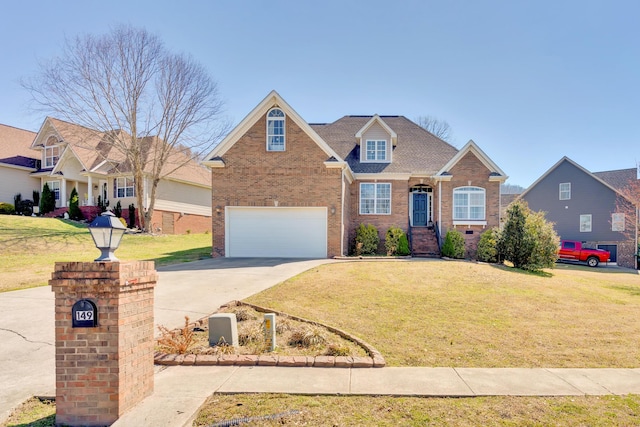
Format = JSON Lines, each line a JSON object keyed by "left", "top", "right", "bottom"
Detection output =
{"left": 0, "top": 216, "right": 212, "bottom": 292}
{"left": 1, "top": 397, "right": 55, "bottom": 427}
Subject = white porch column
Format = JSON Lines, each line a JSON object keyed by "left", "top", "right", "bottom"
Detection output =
{"left": 87, "top": 175, "right": 94, "bottom": 206}
{"left": 61, "top": 179, "right": 67, "bottom": 208}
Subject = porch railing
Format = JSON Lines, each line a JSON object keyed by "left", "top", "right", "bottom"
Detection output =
{"left": 434, "top": 221, "right": 442, "bottom": 251}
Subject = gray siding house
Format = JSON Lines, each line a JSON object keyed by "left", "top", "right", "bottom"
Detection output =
{"left": 520, "top": 157, "right": 638, "bottom": 269}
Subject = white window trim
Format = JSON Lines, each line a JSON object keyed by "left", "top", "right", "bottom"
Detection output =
{"left": 453, "top": 221, "right": 488, "bottom": 226}
{"left": 362, "top": 139, "right": 389, "bottom": 163}
{"left": 559, "top": 182, "right": 571, "bottom": 200}
{"left": 453, "top": 186, "right": 486, "bottom": 221}
{"left": 580, "top": 214, "right": 592, "bottom": 232}
{"left": 359, "top": 182, "right": 392, "bottom": 215}
{"left": 266, "top": 108, "right": 286, "bottom": 152}
{"left": 115, "top": 177, "right": 135, "bottom": 198}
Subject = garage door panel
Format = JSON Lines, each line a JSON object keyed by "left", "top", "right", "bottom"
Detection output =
{"left": 227, "top": 207, "right": 327, "bottom": 258}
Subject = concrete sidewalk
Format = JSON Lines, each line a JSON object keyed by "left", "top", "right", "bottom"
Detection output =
{"left": 113, "top": 365, "right": 640, "bottom": 427}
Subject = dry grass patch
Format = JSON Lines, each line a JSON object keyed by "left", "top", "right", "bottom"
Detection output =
{"left": 155, "top": 305, "right": 369, "bottom": 358}
{"left": 194, "top": 394, "right": 640, "bottom": 426}
{"left": 246, "top": 260, "right": 640, "bottom": 367}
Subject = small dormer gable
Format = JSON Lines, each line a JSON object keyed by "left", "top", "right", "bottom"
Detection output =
{"left": 355, "top": 115, "right": 397, "bottom": 164}
{"left": 31, "top": 119, "right": 66, "bottom": 170}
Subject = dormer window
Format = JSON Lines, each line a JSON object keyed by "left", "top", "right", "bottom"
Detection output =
{"left": 267, "top": 108, "right": 285, "bottom": 151}
{"left": 365, "top": 140, "right": 387, "bottom": 162}
{"left": 356, "top": 115, "right": 396, "bottom": 163}
{"left": 44, "top": 136, "right": 61, "bottom": 168}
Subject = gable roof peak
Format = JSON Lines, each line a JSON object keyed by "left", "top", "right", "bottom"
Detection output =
{"left": 520, "top": 156, "right": 633, "bottom": 199}
{"left": 436, "top": 139, "right": 507, "bottom": 181}
{"left": 354, "top": 114, "right": 398, "bottom": 146}
{"left": 204, "top": 90, "right": 342, "bottom": 163}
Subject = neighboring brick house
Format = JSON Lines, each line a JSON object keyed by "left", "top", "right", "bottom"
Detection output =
{"left": 520, "top": 157, "right": 638, "bottom": 269}
{"left": 26, "top": 117, "right": 212, "bottom": 233}
{"left": 0, "top": 124, "right": 40, "bottom": 205}
{"left": 204, "top": 91, "right": 507, "bottom": 258}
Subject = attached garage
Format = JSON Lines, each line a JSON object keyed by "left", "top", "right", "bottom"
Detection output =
{"left": 226, "top": 207, "right": 327, "bottom": 258}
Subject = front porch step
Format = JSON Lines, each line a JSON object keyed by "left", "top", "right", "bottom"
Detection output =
{"left": 410, "top": 227, "right": 440, "bottom": 257}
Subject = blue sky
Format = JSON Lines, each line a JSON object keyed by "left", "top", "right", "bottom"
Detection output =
{"left": 1, "top": 1, "right": 638, "bottom": 187}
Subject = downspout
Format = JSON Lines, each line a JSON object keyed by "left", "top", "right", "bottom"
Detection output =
{"left": 341, "top": 168, "right": 345, "bottom": 256}
{"left": 438, "top": 179, "right": 442, "bottom": 238}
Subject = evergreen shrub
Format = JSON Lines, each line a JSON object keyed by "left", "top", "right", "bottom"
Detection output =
{"left": 477, "top": 228, "right": 499, "bottom": 263}
{"left": 354, "top": 223, "right": 379, "bottom": 255}
{"left": 385, "top": 226, "right": 410, "bottom": 256}
{"left": 441, "top": 229, "right": 465, "bottom": 259}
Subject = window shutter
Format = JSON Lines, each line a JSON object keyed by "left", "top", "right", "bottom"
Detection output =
{"left": 113, "top": 179, "right": 117, "bottom": 199}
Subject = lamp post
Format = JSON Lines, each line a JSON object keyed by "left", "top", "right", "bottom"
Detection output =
{"left": 88, "top": 211, "right": 126, "bottom": 261}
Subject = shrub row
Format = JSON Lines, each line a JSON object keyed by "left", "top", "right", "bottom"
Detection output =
{"left": 354, "top": 224, "right": 410, "bottom": 256}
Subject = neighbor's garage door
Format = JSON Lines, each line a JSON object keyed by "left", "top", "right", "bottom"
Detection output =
{"left": 226, "top": 207, "right": 327, "bottom": 258}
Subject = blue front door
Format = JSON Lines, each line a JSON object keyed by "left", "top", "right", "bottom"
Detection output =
{"left": 413, "top": 193, "right": 428, "bottom": 226}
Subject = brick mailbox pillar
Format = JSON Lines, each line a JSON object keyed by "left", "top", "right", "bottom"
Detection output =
{"left": 50, "top": 261, "right": 157, "bottom": 426}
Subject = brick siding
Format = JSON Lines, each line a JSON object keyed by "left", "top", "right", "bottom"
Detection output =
{"left": 439, "top": 152, "right": 501, "bottom": 259}
{"left": 50, "top": 261, "right": 156, "bottom": 426}
{"left": 348, "top": 180, "right": 410, "bottom": 254}
{"left": 210, "top": 112, "right": 343, "bottom": 257}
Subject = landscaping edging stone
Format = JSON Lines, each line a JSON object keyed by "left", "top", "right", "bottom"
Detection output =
{"left": 154, "top": 300, "right": 386, "bottom": 368}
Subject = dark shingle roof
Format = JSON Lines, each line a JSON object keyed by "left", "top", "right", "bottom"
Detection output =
{"left": 310, "top": 116, "right": 458, "bottom": 174}
{"left": 0, "top": 155, "right": 39, "bottom": 169}
{"left": 593, "top": 168, "right": 637, "bottom": 191}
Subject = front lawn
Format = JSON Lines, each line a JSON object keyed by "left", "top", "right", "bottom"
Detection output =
{"left": 195, "top": 394, "right": 640, "bottom": 427}
{"left": 246, "top": 260, "right": 640, "bottom": 368}
{"left": 0, "top": 216, "right": 212, "bottom": 292}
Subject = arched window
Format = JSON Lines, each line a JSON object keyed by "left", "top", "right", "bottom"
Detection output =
{"left": 267, "top": 108, "right": 285, "bottom": 151}
{"left": 453, "top": 186, "right": 485, "bottom": 220}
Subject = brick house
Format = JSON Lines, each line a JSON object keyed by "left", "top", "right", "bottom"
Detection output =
{"left": 27, "top": 117, "right": 212, "bottom": 233}
{"left": 204, "top": 91, "right": 507, "bottom": 258}
{"left": 520, "top": 157, "right": 638, "bottom": 269}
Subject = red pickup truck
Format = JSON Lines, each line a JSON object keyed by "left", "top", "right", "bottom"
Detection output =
{"left": 558, "top": 240, "right": 610, "bottom": 267}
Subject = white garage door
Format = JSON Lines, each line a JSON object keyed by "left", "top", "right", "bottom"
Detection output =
{"left": 226, "top": 207, "right": 327, "bottom": 258}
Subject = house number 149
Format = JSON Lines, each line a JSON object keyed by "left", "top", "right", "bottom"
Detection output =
{"left": 75, "top": 311, "right": 94, "bottom": 321}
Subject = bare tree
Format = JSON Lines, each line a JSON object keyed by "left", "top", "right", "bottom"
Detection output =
{"left": 22, "top": 25, "right": 228, "bottom": 230}
{"left": 615, "top": 164, "right": 640, "bottom": 253}
{"left": 415, "top": 115, "right": 453, "bottom": 142}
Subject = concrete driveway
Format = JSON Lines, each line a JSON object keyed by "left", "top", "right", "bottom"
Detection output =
{"left": 0, "top": 257, "right": 334, "bottom": 423}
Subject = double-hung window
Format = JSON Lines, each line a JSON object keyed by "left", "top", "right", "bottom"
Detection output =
{"left": 453, "top": 186, "right": 485, "bottom": 221}
{"left": 44, "top": 137, "right": 60, "bottom": 168}
{"left": 364, "top": 140, "right": 387, "bottom": 162}
{"left": 267, "top": 108, "right": 285, "bottom": 151}
{"left": 580, "top": 214, "right": 592, "bottom": 232}
{"left": 115, "top": 177, "right": 135, "bottom": 198}
{"left": 612, "top": 213, "right": 625, "bottom": 232}
{"left": 559, "top": 183, "right": 571, "bottom": 200}
{"left": 360, "top": 183, "right": 391, "bottom": 215}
